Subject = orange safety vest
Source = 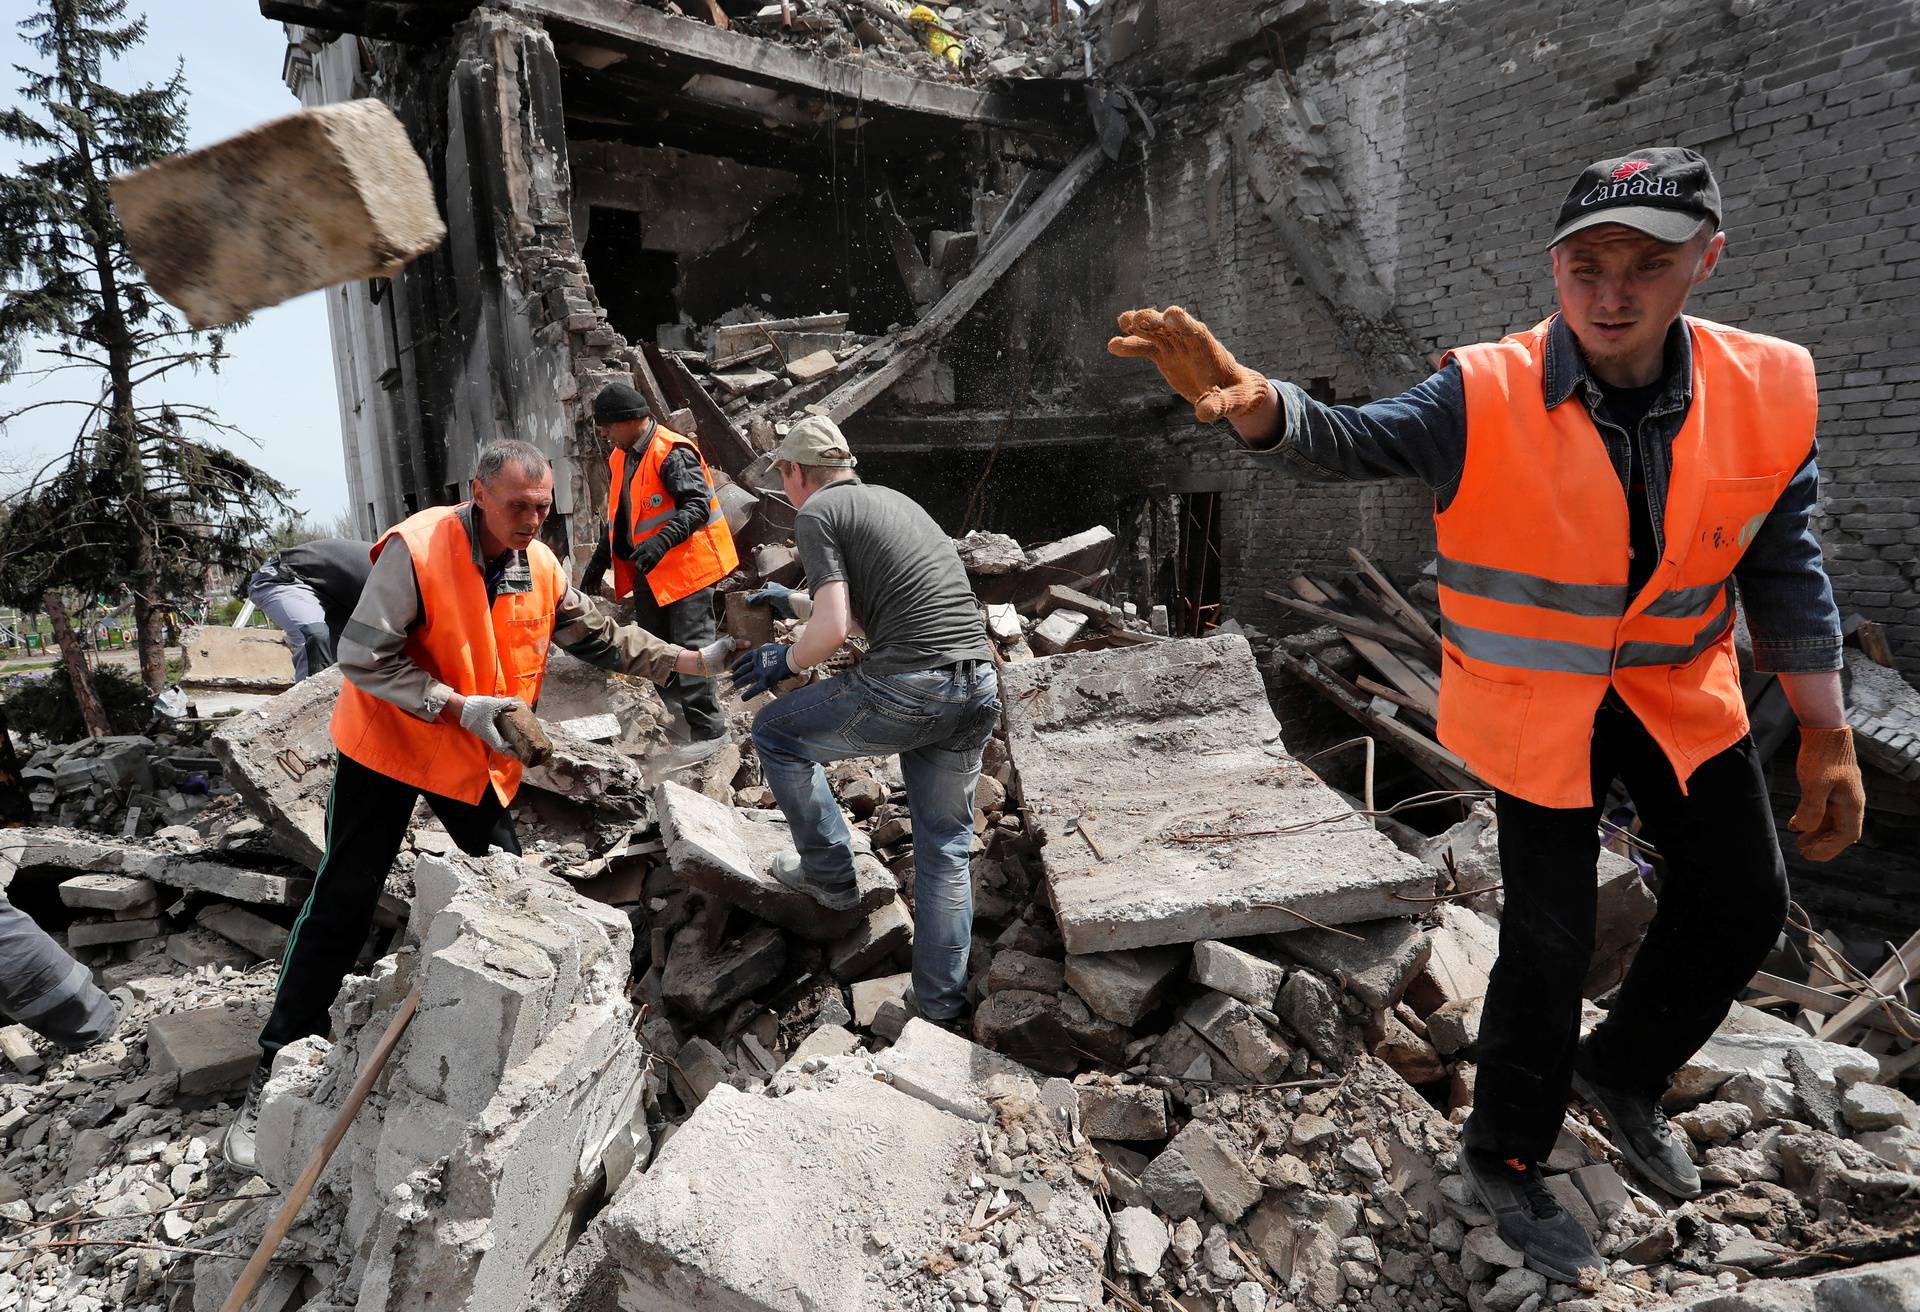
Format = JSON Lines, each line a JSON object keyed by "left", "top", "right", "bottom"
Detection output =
{"left": 608, "top": 422, "right": 738, "bottom": 606}
{"left": 1437, "top": 316, "right": 1817, "bottom": 809}
{"left": 330, "top": 505, "right": 566, "bottom": 806}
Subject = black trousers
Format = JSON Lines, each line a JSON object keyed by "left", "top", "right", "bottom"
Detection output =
{"left": 629, "top": 583, "right": 723, "bottom": 742}
{"left": 257, "top": 752, "right": 519, "bottom": 1061}
{"left": 1463, "top": 702, "right": 1790, "bottom": 1163}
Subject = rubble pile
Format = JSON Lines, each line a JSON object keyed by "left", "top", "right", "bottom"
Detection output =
{"left": 729, "top": 0, "right": 1085, "bottom": 83}
{"left": 14, "top": 734, "right": 231, "bottom": 838}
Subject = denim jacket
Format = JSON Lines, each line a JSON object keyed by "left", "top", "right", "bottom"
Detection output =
{"left": 1251, "top": 314, "right": 1842, "bottom": 673}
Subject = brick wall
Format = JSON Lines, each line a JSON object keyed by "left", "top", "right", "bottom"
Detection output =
{"left": 1065, "top": 0, "right": 1920, "bottom": 667}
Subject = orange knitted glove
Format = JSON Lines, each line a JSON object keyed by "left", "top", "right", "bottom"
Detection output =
{"left": 1107, "top": 306, "right": 1270, "bottom": 424}
{"left": 1788, "top": 726, "right": 1864, "bottom": 862}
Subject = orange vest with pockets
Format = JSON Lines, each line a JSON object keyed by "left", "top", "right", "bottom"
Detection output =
{"left": 1438, "top": 316, "right": 1817, "bottom": 809}
{"left": 330, "top": 505, "right": 566, "bottom": 806}
{"left": 608, "top": 423, "right": 739, "bottom": 606}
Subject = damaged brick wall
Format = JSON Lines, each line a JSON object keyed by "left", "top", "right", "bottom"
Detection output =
{"left": 1086, "top": 0, "right": 1918, "bottom": 663}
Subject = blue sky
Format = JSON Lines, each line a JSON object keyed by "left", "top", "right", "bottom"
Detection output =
{"left": 0, "top": 5, "right": 347, "bottom": 522}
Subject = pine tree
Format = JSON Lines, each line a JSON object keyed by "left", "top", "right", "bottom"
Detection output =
{"left": 0, "top": 0, "right": 290, "bottom": 704}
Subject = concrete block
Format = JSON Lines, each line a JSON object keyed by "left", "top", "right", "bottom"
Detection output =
{"left": 157, "top": 857, "right": 311, "bottom": 907}
{"left": 1191, "top": 940, "right": 1286, "bottom": 1007}
{"left": 1077, "top": 1082, "right": 1167, "bottom": 1140}
{"left": 58, "top": 873, "right": 160, "bottom": 913}
{"left": 657, "top": 781, "right": 892, "bottom": 940}
{"left": 662, "top": 923, "right": 785, "bottom": 1018}
{"left": 1063, "top": 945, "right": 1186, "bottom": 1025}
{"left": 68, "top": 916, "right": 165, "bottom": 946}
{"left": 1272, "top": 918, "right": 1432, "bottom": 1010}
{"left": 1666, "top": 1003, "right": 1880, "bottom": 1109}
{"left": 211, "top": 667, "right": 345, "bottom": 871}
{"left": 1144, "top": 1121, "right": 1262, "bottom": 1223}
{"left": 1373, "top": 1011, "right": 1444, "bottom": 1085}
{"left": 973, "top": 989, "right": 1128, "bottom": 1076}
{"left": 167, "top": 929, "right": 257, "bottom": 971}
{"left": 1, "top": 1027, "right": 43, "bottom": 1075}
{"left": 985, "top": 949, "right": 1066, "bottom": 995}
{"left": 195, "top": 904, "right": 289, "bottom": 961}
{"left": 112, "top": 99, "right": 446, "bottom": 330}
{"left": 1409, "top": 904, "right": 1500, "bottom": 1015}
{"left": 146, "top": 1005, "right": 263, "bottom": 1095}
{"left": 779, "top": 1023, "right": 862, "bottom": 1074}
{"left": 176, "top": 626, "right": 294, "bottom": 690}
{"left": 1029, "top": 608, "right": 1089, "bottom": 655}
{"left": 1427, "top": 996, "right": 1484, "bottom": 1057}
{"left": 828, "top": 897, "right": 912, "bottom": 980}
{"left": 851, "top": 972, "right": 911, "bottom": 1026}
{"left": 1110, "top": 1206, "right": 1171, "bottom": 1276}
{"left": 1588, "top": 850, "right": 1656, "bottom": 997}
{"left": 675, "top": 1036, "right": 732, "bottom": 1107}
{"left": 785, "top": 349, "right": 839, "bottom": 382}
{"left": 1001, "top": 638, "right": 1433, "bottom": 954}
{"left": 403, "top": 933, "right": 554, "bottom": 1117}
{"left": 874, "top": 1018, "right": 1042, "bottom": 1121}
{"left": 1184, "top": 990, "right": 1291, "bottom": 1082}
{"left": 1276, "top": 970, "right": 1345, "bottom": 1063}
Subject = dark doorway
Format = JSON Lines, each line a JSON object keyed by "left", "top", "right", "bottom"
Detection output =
{"left": 1171, "top": 491, "right": 1222, "bottom": 637}
{"left": 581, "top": 207, "right": 681, "bottom": 348}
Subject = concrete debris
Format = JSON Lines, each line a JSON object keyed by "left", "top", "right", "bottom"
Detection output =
{"left": 1063, "top": 944, "right": 1188, "bottom": 1025}
{"left": 177, "top": 625, "right": 297, "bottom": 691}
{"left": 113, "top": 98, "right": 446, "bottom": 329}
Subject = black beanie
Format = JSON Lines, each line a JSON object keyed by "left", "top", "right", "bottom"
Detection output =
{"left": 593, "top": 381, "right": 650, "bottom": 424}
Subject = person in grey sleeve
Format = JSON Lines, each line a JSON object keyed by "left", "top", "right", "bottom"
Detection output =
{"left": 242, "top": 538, "right": 374, "bottom": 680}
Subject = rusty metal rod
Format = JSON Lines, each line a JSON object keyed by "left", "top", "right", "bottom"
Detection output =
{"left": 219, "top": 986, "right": 422, "bottom": 1312}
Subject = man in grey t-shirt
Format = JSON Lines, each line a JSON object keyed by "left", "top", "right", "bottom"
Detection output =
{"left": 730, "top": 418, "right": 999, "bottom": 1026}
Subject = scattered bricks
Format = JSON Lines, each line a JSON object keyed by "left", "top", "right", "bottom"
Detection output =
{"left": 1110, "top": 1206, "right": 1171, "bottom": 1276}
{"left": 1407, "top": 903, "right": 1499, "bottom": 1015}
{"left": 827, "top": 897, "right": 912, "bottom": 980}
{"left": 167, "top": 929, "right": 256, "bottom": 972}
{"left": 1183, "top": 990, "right": 1291, "bottom": 1081}
{"left": 1077, "top": 1083, "right": 1168, "bottom": 1140}
{"left": 58, "top": 874, "right": 160, "bottom": 914}
{"left": 1028, "top": 609, "right": 1090, "bottom": 655}
{"left": 1148, "top": 1122, "right": 1263, "bottom": 1223}
{"left": 195, "top": 904, "right": 287, "bottom": 961}
{"left": 1373, "top": 1011, "right": 1445, "bottom": 1085}
{"left": 1426, "top": 996, "right": 1484, "bottom": 1057}
{"left": 1191, "top": 940, "right": 1287, "bottom": 1007}
{"left": 1843, "top": 1083, "right": 1920, "bottom": 1133}
{"left": 1571, "top": 1163, "right": 1632, "bottom": 1223}
{"left": 674, "top": 1037, "right": 732, "bottom": 1107}
{"left": 111, "top": 99, "right": 446, "bottom": 330}
{"left": 67, "top": 916, "right": 165, "bottom": 947}
{"left": 851, "top": 972, "right": 911, "bottom": 1027}
{"left": 1272, "top": 918, "right": 1432, "bottom": 1011}
{"left": 146, "top": 1005, "right": 262, "bottom": 1095}
{"left": 723, "top": 590, "right": 778, "bottom": 649}
{"left": 1275, "top": 970, "right": 1345, "bottom": 1063}
{"left": 1063, "top": 945, "right": 1186, "bottom": 1026}
{"left": 662, "top": 923, "right": 786, "bottom": 1019}
{"left": 874, "top": 1019, "right": 1041, "bottom": 1122}
{"left": 784, "top": 349, "right": 839, "bottom": 382}
{"left": 972, "top": 989, "right": 1128, "bottom": 1076}
{"left": 986, "top": 950, "right": 1066, "bottom": 995}
{"left": 0, "top": 1027, "right": 43, "bottom": 1075}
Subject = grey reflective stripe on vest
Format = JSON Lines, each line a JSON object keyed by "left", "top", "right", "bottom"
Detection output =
{"left": 1641, "top": 579, "right": 1726, "bottom": 619}
{"left": 1441, "top": 618, "right": 1615, "bottom": 676}
{"left": 631, "top": 508, "right": 675, "bottom": 535}
{"left": 1438, "top": 556, "right": 1627, "bottom": 618}
{"left": 1616, "top": 597, "right": 1734, "bottom": 668}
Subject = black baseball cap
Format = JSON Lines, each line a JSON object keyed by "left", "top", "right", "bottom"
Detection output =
{"left": 592, "top": 381, "right": 650, "bottom": 424}
{"left": 1549, "top": 146, "right": 1721, "bottom": 248}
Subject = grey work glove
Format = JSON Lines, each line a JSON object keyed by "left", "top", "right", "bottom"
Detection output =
{"left": 458, "top": 695, "right": 522, "bottom": 756}
{"left": 692, "top": 635, "right": 738, "bottom": 680}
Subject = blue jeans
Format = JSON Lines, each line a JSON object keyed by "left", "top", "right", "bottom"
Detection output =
{"left": 751, "top": 661, "right": 1000, "bottom": 1019}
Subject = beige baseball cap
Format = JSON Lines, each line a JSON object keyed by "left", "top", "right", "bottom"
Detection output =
{"left": 771, "top": 415, "right": 858, "bottom": 468}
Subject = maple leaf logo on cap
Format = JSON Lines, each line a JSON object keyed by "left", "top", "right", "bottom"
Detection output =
{"left": 1611, "top": 160, "right": 1652, "bottom": 180}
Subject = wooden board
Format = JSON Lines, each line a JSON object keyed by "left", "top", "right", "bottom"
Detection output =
{"left": 1290, "top": 575, "right": 1439, "bottom": 717}
{"left": 1348, "top": 546, "right": 1441, "bottom": 652}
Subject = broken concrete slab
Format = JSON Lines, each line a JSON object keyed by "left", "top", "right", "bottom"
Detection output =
{"left": 972, "top": 526, "right": 1120, "bottom": 607}
{"left": 58, "top": 873, "right": 161, "bottom": 914}
{"left": 662, "top": 922, "right": 786, "bottom": 1018}
{"left": 1001, "top": 637, "right": 1433, "bottom": 954}
{"left": 985, "top": 949, "right": 1067, "bottom": 995}
{"left": 1144, "top": 1121, "right": 1262, "bottom": 1223}
{"left": 851, "top": 972, "right": 911, "bottom": 1027}
{"left": 973, "top": 988, "right": 1129, "bottom": 1076}
{"left": 146, "top": 1004, "right": 263, "bottom": 1096}
{"left": 195, "top": 904, "right": 289, "bottom": 961}
{"left": 1077, "top": 1082, "right": 1169, "bottom": 1140}
{"left": 167, "top": 929, "right": 256, "bottom": 971}
{"left": 177, "top": 625, "right": 295, "bottom": 691}
{"left": 1666, "top": 1003, "right": 1882, "bottom": 1110}
{"left": 1272, "top": 918, "right": 1432, "bottom": 1011}
{"left": 874, "top": 1018, "right": 1043, "bottom": 1122}
{"left": 155, "top": 857, "right": 311, "bottom": 908}
{"left": 1408, "top": 903, "right": 1500, "bottom": 1015}
{"left": 1063, "top": 945, "right": 1187, "bottom": 1025}
{"left": 655, "top": 780, "right": 895, "bottom": 940}
{"left": 67, "top": 916, "right": 165, "bottom": 947}
{"left": 211, "top": 667, "right": 343, "bottom": 871}
{"left": 113, "top": 98, "right": 446, "bottom": 330}
{"left": 1191, "top": 939, "right": 1287, "bottom": 1008}
{"left": 827, "top": 897, "right": 912, "bottom": 980}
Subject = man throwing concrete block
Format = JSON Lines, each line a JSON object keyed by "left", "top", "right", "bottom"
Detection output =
{"left": 1110, "top": 147, "right": 1862, "bottom": 1285}
{"left": 729, "top": 418, "right": 999, "bottom": 1030}
{"left": 224, "top": 439, "right": 733, "bottom": 1169}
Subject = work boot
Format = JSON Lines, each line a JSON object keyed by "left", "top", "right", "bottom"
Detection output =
{"left": 1572, "top": 1043, "right": 1702, "bottom": 1198}
{"left": 221, "top": 1059, "right": 272, "bottom": 1173}
{"left": 1460, "top": 1147, "right": 1605, "bottom": 1286}
{"left": 768, "top": 850, "right": 858, "bottom": 912}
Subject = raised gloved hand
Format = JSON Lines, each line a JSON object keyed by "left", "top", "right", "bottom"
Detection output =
{"left": 458, "top": 695, "right": 521, "bottom": 756}
{"left": 729, "top": 643, "right": 794, "bottom": 701}
{"left": 496, "top": 701, "right": 553, "bottom": 768}
{"left": 631, "top": 535, "right": 670, "bottom": 575}
{"left": 1106, "top": 306, "right": 1270, "bottom": 424}
{"left": 1789, "top": 726, "right": 1864, "bottom": 862}
{"left": 746, "top": 581, "right": 800, "bottom": 620}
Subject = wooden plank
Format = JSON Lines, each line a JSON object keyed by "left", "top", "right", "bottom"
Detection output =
{"left": 1264, "top": 591, "right": 1428, "bottom": 656}
{"left": 1748, "top": 970, "right": 1920, "bottom": 1038}
{"left": 626, "top": 348, "right": 675, "bottom": 423}
{"left": 1278, "top": 651, "right": 1477, "bottom": 793}
{"left": 1355, "top": 675, "right": 1434, "bottom": 721}
{"left": 1814, "top": 927, "right": 1920, "bottom": 1042}
{"left": 816, "top": 143, "right": 1106, "bottom": 425}
{"left": 1291, "top": 576, "right": 1440, "bottom": 716}
{"left": 1348, "top": 547, "right": 1441, "bottom": 652}
{"left": 645, "top": 345, "right": 759, "bottom": 479}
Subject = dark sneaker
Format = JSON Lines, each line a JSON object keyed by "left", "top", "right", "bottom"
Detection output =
{"left": 1572, "top": 1048, "right": 1702, "bottom": 1199}
{"left": 1460, "top": 1147, "right": 1605, "bottom": 1286}
{"left": 221, "top": 1059, "right": 272, "bottom": 1172}
{"left": 768, "top": 850, "right": 858, "bottom": 912}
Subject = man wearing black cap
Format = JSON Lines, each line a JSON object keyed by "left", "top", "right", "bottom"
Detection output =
{"left": 580, "top": 382, "right": 739, "bottom": 754}
{"left": 1111, "top": 147, "right": 1862, "bottom": 1284}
